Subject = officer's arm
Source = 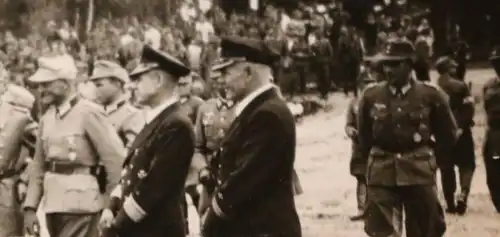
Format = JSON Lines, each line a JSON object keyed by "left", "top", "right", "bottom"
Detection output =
{"left": 22, "top": 120, "right": 38, "bottom": 158}
{"left": 430, "top": 89, "right": 458, "bottom": 167}
{"left": 208, "top": 109, "right": 290, "bottom": 219}
{"left": 84, "top": 109, "right": 126, "bottom": 195}
{"left": 113, "top": 123, "right": 194, "bottom": 232}
{"left": 23, "top": 120, "right": 45, "bottom": 211}
{"left": 194, "top": 105, "right": 208, "bottom": 164}
{"left": 357, "top": 91, "right": 373, "bottom": 163}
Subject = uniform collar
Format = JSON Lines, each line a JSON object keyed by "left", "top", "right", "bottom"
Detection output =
{"left": 234, "top": 83, "right": 274, "bottom": 117}
{"left": 179, "top": 95, "right": 190, "bottom": 104}
{"left": 144, "top": 96, "right": 178, "bottom": 124}
{"left": 55, "top": 95, "right": 79, "bottom": 118}
{"left": 216, "top": 97, "right": 234, "bottom": 110}
{"left": 104, "top": 95, "right": 128, "bottom": 114}
{"left": 389, "top": 82, "right": 412, "bottom": 97}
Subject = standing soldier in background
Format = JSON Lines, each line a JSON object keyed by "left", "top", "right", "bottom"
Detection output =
{"left": 177, "top": 72, "right": 205, "bottom": 234}
{"left": 22, "top": 55, "right": 125, "bottom": 237}
{"left": 345, "top": 74, "right": 376, "bottom": 221}
{"left": 311, "top": 31, "right": 333, "bottom": 101}
{"left": 196, "top": 59, "right": 236, "bottom": 215}
{"left": 413, "top": 34, "right": 431, "bottom": 82}
{"left": 0, "top": 72, "right": 38, "bottom": 237}
{"left": 482, "top": 47, "right": 500, "bottom": 213}
{"left": 358, "top": 39, "right": 457, "bottom": 237}
{"left": 436, "top": 56, "right": 475, "bottom": 215}
{"left": 88, "top": 60, "right": 146, "bottom": 149}
{"left": 447, "top": 34, "right": 469, "bottom": 81}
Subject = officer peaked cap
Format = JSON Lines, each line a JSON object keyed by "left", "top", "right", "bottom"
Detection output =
{"left": 129, "top": 45, "right": 191, "bottom": 79}
{"left": 220, "top": 36, "right": 280, "bottom": 67}
{"left": 364, "top": 39, "right": 415, "bottom": 63}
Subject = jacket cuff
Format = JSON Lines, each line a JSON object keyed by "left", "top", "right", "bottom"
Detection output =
{"left": 122, "top": 195, "right": 147, "bottom": 222}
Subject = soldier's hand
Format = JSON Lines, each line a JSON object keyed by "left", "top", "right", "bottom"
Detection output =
{"left": 23, "top": 208, "right": 39, "bottom": 236}
{"left": 345, "top": 126, "right": 358, "bottom": 139}
{"left": 99, "top": 209, "right": 115, "bottom": 232}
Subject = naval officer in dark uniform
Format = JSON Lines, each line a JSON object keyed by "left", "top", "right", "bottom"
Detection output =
{"left": 201, "top": 36, "right": 302, "bottom": 237}
{"left": 435, "top": 56, "right": 475, "bottom": 215}
{"left": 99, "top": 45, "right": 195, "bottom": 237}
{"left": 358, "top": 39, "right": 457, "bottom": 237}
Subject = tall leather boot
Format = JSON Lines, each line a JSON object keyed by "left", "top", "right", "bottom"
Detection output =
{"left": 440, "top": 167, "right": 457, "bottom": 213}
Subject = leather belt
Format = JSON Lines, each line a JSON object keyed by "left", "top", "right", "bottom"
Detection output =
{"left": 44, "top": 161, "right": 92, "bottom": 175}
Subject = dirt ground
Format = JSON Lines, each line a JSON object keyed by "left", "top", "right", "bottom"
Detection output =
{"left": 38, "top": 69, "right": 500, "bottom": 237}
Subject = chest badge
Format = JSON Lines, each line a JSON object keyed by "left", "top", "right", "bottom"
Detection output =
{"left": 202, "top": 112, "right": 215, "bottom": 126}
{"left": 137, "top": 170, "right": 147, "bottom": 179}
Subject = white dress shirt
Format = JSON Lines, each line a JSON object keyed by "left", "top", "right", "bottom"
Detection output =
{"left": 144, "top": 96, "right": 178, "bottom": 124}
{"left": 234, "top": 83, "right": 274, "bottom": 117}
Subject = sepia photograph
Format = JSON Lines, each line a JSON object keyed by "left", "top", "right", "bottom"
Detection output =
{"left": 0, "top": 0, "right": 498, "bottom": 236}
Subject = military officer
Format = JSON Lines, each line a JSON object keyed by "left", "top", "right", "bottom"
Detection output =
{"left": 177, "top": 72, "right": 205, "bottom": 234}
{"left": 436, "top": 56, "right": 475, "bottom": 215}
{"left": 201, "top": 36, "right": 302, "bottom": 237}
{"left": 358, "top": 39, "right": 457, "bottom": 237}
{"left": 0, "top": 77, "right": 37, "bottom": 237}
{"left": 196, "top": 60, "right": 237, "bottom": 215}
{"left": 99, "top": 45, "right": 195, "bottom": 237}
{"left": 22, "top": 55, "right": 126, "bottom": 237}
{"left": 346, "top": 72, "right": 376, "bottom": 221}
{"left": 482, "top": 47, "right": 500, "bottom": 212}
{"left": 88, "top": 60, "right": 146, "bottom": 149}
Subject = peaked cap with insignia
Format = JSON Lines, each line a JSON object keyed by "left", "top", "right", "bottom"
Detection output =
{"left": 129, "top": 44, "right": 191, "bottom": 80}
{"left": 364, "top": 38, "right": 415, "bottom": 63}
{"left": 218, "top": 36, "right": 281, "bottom": 69}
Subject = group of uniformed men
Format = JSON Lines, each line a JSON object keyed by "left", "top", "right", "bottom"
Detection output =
{"left": 0, "top": 35, "right": 303, "bottom": 237}
{"left": 346, "top": 37, "right": 500, "bottom": 237}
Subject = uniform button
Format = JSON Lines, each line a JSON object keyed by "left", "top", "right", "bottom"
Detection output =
{"left": 396, "top": 124, "right": 401, "bottom": 128}
{"left": 397, "top": 107, "right": 402, "bottom": 112}
{"left": 396, "top": 153, "right": 401, "bottom": 159}
{"left": 217, "top": 180, "right": 222, "bottom": 185}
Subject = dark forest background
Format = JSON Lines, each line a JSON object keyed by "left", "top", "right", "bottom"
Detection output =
{"left": 1, "top": 0, "right": 499, "bottom": 60}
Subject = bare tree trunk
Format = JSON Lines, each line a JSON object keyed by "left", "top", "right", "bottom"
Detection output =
{"left": 86, "top": 0, "right": 94, "bottom": 34}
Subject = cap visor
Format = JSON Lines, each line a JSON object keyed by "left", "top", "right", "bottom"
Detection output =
{"left": 130, "top": 63, "right": 157, "bottom": 77}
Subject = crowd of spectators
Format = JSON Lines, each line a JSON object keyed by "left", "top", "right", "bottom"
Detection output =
{"left": 0, "top": 0, "right": 438, "bottom": 101}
